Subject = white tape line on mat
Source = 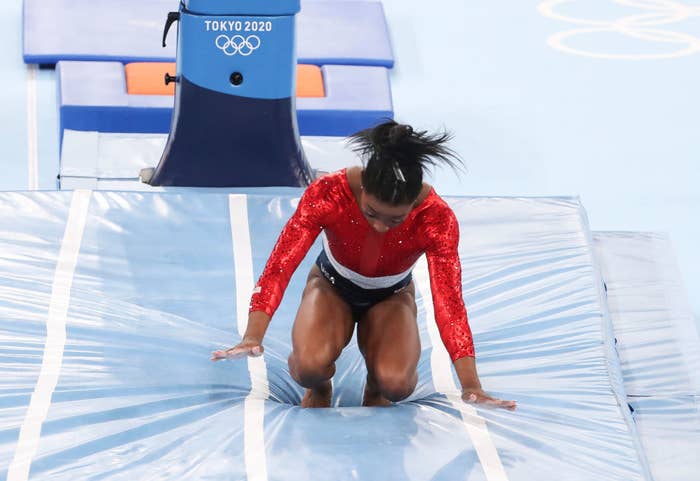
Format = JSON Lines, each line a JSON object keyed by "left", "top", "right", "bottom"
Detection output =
{"left": 8, "top": 190, "right": 92, "bottom": 481}
{"left": 414, "top": 255, "right": 510, "bottom": 481}
{"left": 229, "top": 194, "right": 269, "bottom": 481}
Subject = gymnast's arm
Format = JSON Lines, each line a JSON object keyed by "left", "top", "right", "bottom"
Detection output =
{"left": 211, "top": 180, "right": 333, "bottom": 361}
{"left": 425, "top": 208, "right": 516, "bottom": 410}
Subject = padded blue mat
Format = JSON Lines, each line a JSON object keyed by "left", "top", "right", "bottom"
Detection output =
{"left": 595, "top": 232, "right": 700, "bottom": 481}
{"left": 57, "top": 61, "right": 393, "bottom": 139}
{"left": 23, "top": 0, "right": 394, "bottom": 67}
{"left": 0, "top": 191, "right": 651, "bottom": 480}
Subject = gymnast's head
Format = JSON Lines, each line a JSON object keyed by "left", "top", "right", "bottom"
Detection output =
{"left": 348, "top": 120, "right": 461, "bottom": 232}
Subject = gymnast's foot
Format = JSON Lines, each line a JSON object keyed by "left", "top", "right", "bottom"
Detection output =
{"left": 301, "top": 380, "right": 332, "bottom": 408}
{"left": 362, "top": 375, "right": 392, "bottom": 407}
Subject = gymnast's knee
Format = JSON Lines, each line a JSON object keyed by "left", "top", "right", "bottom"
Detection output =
{"left": 372, "top": 365, "right": 418, "bottom": 402}
{"left": 288, "top": 348, "right": 338, "bottom": 387}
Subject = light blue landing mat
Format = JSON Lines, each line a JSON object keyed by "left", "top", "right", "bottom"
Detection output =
{"left": 595, "top": 232, "right": 700, "bottom": 396}
{"left": 0, "top": 191, "right": 650, "bottom": 480}
{"left": 595, "top": 232, "right": 700, "bottom": 481}
{"left": 23, "top": 0, "right": 394, "bottom": 67}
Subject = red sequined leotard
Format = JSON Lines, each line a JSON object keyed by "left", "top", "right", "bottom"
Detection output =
{"left": 250, "top": 169, "right": 474, "bottom": 361}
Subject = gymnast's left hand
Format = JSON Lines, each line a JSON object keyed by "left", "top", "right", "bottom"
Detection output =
{"left": 462, "top": 388, "right": 517, "bottom": 411}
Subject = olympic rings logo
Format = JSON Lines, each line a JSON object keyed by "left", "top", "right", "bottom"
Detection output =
{"left": 538, "top": 0, "right": 700, "bottom": 59}
{"left": 215, "top": 35, "right": 261, "bottom": 56}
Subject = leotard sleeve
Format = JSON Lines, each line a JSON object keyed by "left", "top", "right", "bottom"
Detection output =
{"left": 249, "top": 175, "right": 339, "bottom": 317}
{"left": 423, "top": 204, "right": 475, "bottom": 361}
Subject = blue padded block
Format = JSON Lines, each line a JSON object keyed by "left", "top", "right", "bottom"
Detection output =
{"left": 300, "top": 65, "right": 393, "bottom": 136}
{"left": 184, "top": 0, "right": 301, "bottom": 16}
{"left": 295, "top": 2, "right": 393, "bottom": 67}
{"left": 56, "top": 62, "right": 174, "bottom": 147}
{"left": 57, "top": 61, "right": 393, "bottom": 140}
{"left": 24, "top": 0, "right": 393, "bottom": 67}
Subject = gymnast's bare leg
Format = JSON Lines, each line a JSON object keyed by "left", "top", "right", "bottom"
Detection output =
{"left": 287, "top": 265, "right": 355, "bottom": 408}
{"left": 359, "top": 283, "right": 420, "bottom": 407}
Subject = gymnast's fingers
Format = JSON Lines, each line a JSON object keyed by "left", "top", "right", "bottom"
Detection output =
{"left": 463, "top": 390, "right": 517, "bottom": 411}
{"left": 210, "top": 344, "right": 263, "bottom": 361}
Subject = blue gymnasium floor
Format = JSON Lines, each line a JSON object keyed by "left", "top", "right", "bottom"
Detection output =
{"left": 1, "top": 0, "right": 697, "bottom": 326}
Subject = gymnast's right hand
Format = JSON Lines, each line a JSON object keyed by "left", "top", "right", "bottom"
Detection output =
{"left": 211, "top": 337, "right": 264, "bottom": 361}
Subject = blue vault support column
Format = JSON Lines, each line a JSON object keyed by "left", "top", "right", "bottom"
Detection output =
{"left": 146, "top": 0, "right": 311, "bottom": 187}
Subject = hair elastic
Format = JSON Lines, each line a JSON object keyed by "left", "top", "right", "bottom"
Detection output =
{"left": 392, "top": 162, "right": 406, "bottom": 183}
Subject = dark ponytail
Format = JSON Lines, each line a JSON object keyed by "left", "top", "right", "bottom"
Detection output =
{"left": 348, "top": 120, "right": 461, "bottom": 205}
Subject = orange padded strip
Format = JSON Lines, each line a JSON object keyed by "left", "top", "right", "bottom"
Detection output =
{"left": 125, "top": 62, "right": 176, "bottom": 96}
{"left": 295, "top": 64, "right": 325, "bottom": 98}
{"left": 125, "top": 63, "right": 325, "bottom": 98}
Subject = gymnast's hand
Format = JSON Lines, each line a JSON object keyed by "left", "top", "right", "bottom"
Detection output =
{"left": 211, "top": 337, "right": 264, "bottom": 361}
{"left": 461, "top": 387, "right": 517, "bottom": 411}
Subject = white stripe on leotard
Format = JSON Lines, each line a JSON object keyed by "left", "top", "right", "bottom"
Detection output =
{"left": 322, "top": 235, "right": 414, "bottom": 290}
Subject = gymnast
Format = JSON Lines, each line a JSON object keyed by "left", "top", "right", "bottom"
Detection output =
{"left": 212, "top": 121, "right": 516, "bottom": 410}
